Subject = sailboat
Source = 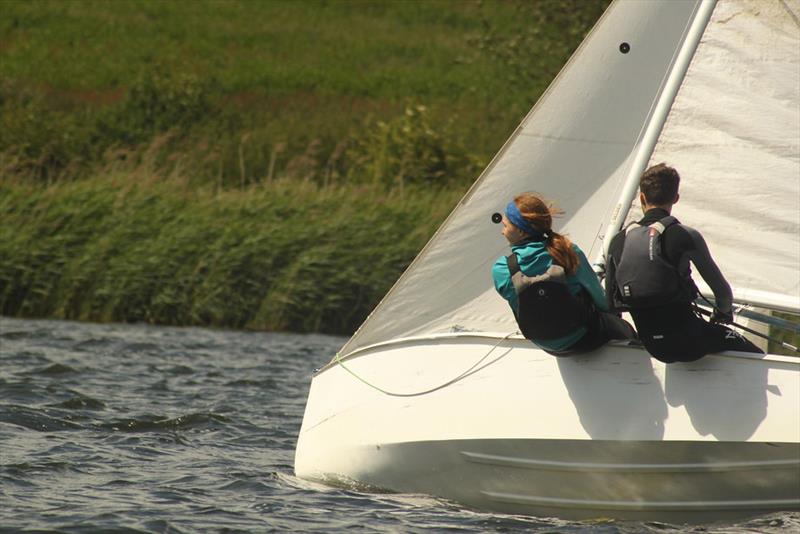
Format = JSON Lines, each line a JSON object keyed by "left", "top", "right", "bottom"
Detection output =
{"left": 294, "top": 0, "right": 800, "bottom": 522}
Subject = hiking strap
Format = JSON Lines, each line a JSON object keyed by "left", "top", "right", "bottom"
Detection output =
{"left": 506, "top": 253, "right": 520, "bottom": 276}
{"left": 625, "top": 215, "right": 678, "bottom": 235}
{"left": 650, "top": 215, "right": 678, "bottom": 234}
{"left": 624, "top": 222, "right": 641, "bottom": 235}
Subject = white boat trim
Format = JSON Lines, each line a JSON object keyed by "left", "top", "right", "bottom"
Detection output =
{"left": 461, "top": 451, "right": 800, "bottom": 473}
{"left": 482, "top": 492, "right": 800, "bottom": 512}
{"left": 326, "top": 331, "right": 799, "bottom": 375}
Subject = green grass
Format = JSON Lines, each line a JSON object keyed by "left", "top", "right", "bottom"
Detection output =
{"left": 0, "top": 0, "right": 613, "bottom": 333}
{"left": 4, "top": 1, "right": 494, "bottom": 92}
{"left": 1, "top": 0, "right": 608, "bottom": 185}
{"left": 0, "top": 174, "right": 457, "bottom": 334}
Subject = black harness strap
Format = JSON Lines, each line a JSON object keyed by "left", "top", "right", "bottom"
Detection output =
{"left": 506, "top": 253, "right": 520, "bottom": 276}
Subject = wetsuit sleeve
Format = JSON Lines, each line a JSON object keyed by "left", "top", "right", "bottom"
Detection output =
{"left": 574, "top": 247, "right": 609, "bottom": 311}
{"left": 683, "top": 226, "right": 733, "bottom": 314}
{"left": 492, "top": 255, "right": 519, "bottom": 314}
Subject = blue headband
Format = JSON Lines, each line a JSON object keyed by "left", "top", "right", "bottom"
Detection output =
{"left": 505, "top": 201, "right": 549, "bottom": 241}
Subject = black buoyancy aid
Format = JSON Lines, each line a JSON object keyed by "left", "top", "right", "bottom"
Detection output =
{"left": 506, "top": 253, "right": 591, "bottom": 340}
{"left": 612, "top": 216, "right": 694, "bottom": 309}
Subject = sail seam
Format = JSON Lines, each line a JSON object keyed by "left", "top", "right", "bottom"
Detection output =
{"left": 780, "top": 0, "right": 800, "bottom": 27}
{"left": 516, "top": 132, "right": 630, "bottom": 146}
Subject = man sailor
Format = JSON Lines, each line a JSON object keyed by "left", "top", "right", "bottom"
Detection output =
{"left": 605, "top": 163, "right": 762, "bottom": 363}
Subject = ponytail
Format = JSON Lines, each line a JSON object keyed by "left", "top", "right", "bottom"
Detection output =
{"left": 513, "top": 193, "right": 580, "bottom": 275}
{"left": 545, "top": 232, "right": 579, "bottom": 275}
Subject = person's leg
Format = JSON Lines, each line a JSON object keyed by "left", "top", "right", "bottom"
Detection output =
{"left": 632, "top": 308, "right": 705, "bottom": 363}
{"left": 552, "top": 311, "right": 637, "bottom": 356}
{"left": 595, "top": 311, "right": 637, "bottom": 341}
{"left": 639, "top": 315, "right": 764, "bottom": 363}
{"left": 559, "top": 328, "right": 606, "bottom": 354}
{"left": 638, "top": 332, "right": 705, "bottom": 363}
{"left": 700, "top": 322, "right": 764, "bottom": 354}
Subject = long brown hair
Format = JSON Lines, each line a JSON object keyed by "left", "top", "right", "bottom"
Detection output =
{"left": 514, "top": 192, "right": 579, "bottom": 275}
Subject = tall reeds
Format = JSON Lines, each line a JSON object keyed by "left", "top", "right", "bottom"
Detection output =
{"left": 0, "top": 172, "right": 455, "bottom": 334}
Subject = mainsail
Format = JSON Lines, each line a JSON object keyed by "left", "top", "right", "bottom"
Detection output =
{"left": 646, "top": 0, "right": 800, "bottom": 312}
{"left": 341, "top": 0, "right": 799, "bottom": 356}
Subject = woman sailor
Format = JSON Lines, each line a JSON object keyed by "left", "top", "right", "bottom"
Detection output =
{"left": 492, "top": 192, "right": 636, "bottom": 355}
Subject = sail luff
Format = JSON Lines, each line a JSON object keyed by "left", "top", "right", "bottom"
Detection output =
{"left": 337, "top": 2, "right": 620, "bottom": 357}
{"left": 599, "top": 0, "right": 718, "bottom": 261}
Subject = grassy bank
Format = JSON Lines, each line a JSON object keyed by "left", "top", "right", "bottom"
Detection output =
{"left": 0, "top": 174, "right": 458, "bottom": 334}
{"left": 0, "top": 0, "right": 610, "bottom": 333}
{"left": 1, "top": 0, "right": 608, "bottom": 187}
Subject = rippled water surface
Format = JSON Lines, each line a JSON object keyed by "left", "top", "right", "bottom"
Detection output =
{"left": 1, "top": 317, "right": 797, "bottom": 533}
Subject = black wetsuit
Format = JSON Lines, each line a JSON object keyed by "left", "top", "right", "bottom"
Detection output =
{"left": 606, "top": 208, "right": 762, "bottom": 363}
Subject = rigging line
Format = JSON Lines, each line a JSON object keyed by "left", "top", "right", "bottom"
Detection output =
{"left": 732, "top": 304, "right": 800, "bottom": 334}
{"left": 694, "top": 306, "right": 799, "bottom": 354}
{"left": 695, "top": 296, "right": 800, "bottom": 334}
{"left": 332, "top": 331, "right": 519, "bottom": 397}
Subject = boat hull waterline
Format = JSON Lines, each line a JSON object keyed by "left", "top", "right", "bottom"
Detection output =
{"left": 294, "top": 335, "right": 800, "bottom": 522}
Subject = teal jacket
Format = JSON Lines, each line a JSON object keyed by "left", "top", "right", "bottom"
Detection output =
{"left": 492, "top": 240, "right": 608, "bottom": 352}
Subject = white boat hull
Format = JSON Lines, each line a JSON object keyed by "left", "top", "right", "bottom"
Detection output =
{"left": 295, "top": 335, "right": 800, "bottom": 522}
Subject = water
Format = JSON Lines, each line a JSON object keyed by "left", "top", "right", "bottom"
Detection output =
{"left": 1, "top": 317, "right": 796, "bottom": 533}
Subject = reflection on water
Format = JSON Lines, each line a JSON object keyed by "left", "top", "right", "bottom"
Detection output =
{"left": 1, "top": 317, "right": 797, "bottom": 532}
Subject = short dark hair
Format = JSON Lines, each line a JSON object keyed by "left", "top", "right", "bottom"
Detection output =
{"left": 640, "top": 163, "right": 680, "bottom": 205}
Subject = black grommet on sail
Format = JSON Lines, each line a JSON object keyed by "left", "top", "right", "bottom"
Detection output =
{"left": 491, "top": 212, "right": 502, "bottom": 224}
{"left": 619, "top": 42, "right": 631, "bottom": 54}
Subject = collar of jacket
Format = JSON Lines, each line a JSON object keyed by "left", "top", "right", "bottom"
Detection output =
{"left": 511, "top": 238, "right": 547, "bottom": 252}
{"left": 639, "top": 207, "right": 674, "bottom": 225}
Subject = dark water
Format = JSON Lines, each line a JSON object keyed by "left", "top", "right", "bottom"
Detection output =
{"left": 1, "top": 317, "right": 797, "bottom": 533}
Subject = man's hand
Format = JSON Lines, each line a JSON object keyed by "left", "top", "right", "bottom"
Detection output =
{"left": 710, "top": 309, "right": 733, "bottom": 324}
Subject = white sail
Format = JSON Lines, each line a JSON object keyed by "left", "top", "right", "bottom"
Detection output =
{"left": 646, "top": 0, "right": 800, "bottom": 313}
{"left": 342, "top": 0, "right": 714, "bottom": 356}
